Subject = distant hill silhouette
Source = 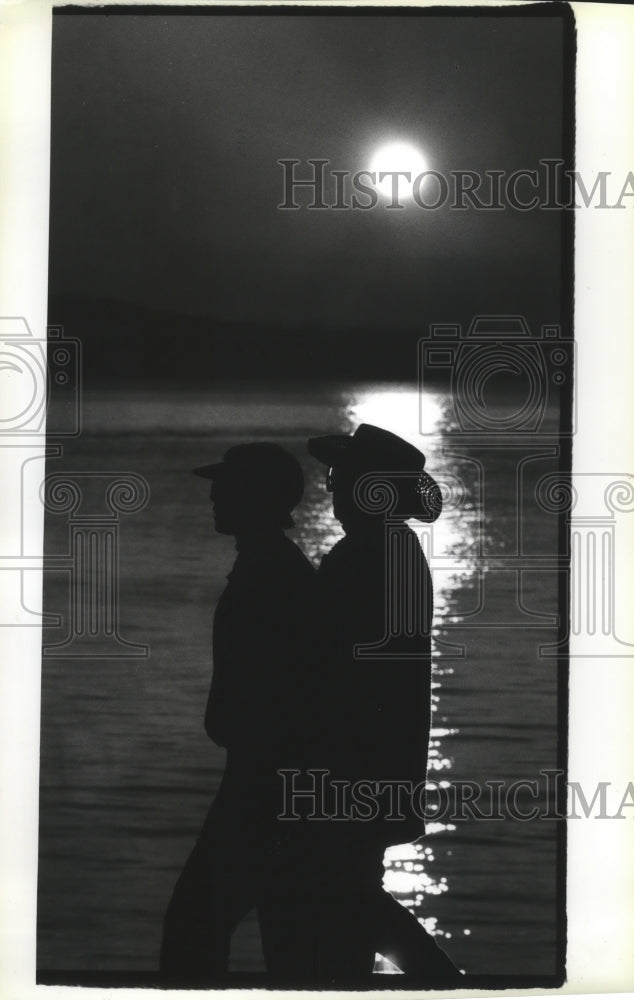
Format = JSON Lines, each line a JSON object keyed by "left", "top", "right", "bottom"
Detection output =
{"left": 47, "top": 294, "right": 429, "bottom": 386}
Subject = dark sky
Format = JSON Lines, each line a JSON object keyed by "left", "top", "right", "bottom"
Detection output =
{"left": 49, "top": 8, "right": 568, "bottom": 340}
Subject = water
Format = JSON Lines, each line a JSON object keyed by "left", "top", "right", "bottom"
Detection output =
{"left": 37, "top": 382, "right": 561, "bottom": 977}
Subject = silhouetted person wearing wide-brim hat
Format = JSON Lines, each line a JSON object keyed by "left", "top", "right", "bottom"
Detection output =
{"left": 160, "top": 442, "right": 316, "bottom": 985}
{"left": 290, "top": 424, "right": 461, "bottom": 984}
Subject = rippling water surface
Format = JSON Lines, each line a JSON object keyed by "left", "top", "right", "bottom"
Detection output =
{"left": 38, "top": 382, "right": 561, "bottom": 977}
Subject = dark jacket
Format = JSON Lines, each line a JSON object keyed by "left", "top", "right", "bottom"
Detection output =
{"left": 205, "top": 532, "right": 317, "bottom": 773}
{"left": 315, "top": 526, "right": 433, "bottom": 844}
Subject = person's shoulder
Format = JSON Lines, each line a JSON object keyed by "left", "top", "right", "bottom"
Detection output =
{"left": 275, "top": 535, "right": 317, "bottom": 582}
{"left": 318, "top": 536, "right": 350, "bottom": 573}
{"left": 319, "top": 529, "right": 427, "bottom": 576}
{"left": 230, "top": 536, "right": 314, "bottom": 590}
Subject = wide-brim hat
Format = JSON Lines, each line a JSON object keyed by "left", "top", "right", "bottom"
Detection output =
{"left": 308, "top": 423, "right": 442, "bottom": 523}
{"left": 193, "top": 442, "right": 304, "bottom": 524}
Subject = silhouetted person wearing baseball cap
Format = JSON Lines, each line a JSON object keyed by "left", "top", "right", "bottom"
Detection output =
{"left": 160, "top": 442, "right": 316, "bottom": 985}
{"left": 272, "top": 424, "right": 461, "bottom": 985}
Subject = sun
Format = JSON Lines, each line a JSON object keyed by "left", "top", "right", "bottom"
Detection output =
{"left": 369, "top": 141, "right": 428, "bottom": 201}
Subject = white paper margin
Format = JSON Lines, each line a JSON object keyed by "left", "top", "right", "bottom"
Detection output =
{"left": 0, "top": 1, "right": 632, "bottom": 998}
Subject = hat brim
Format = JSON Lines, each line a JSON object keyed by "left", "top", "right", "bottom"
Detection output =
{"left": 192, "top": 463, "right": 223, "bottom": 479}
{"left": 416, "top": 471, "right": 443, "bottom": 522}
{"left": 308, "top": 437, "right": 442, "bottom": 522}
